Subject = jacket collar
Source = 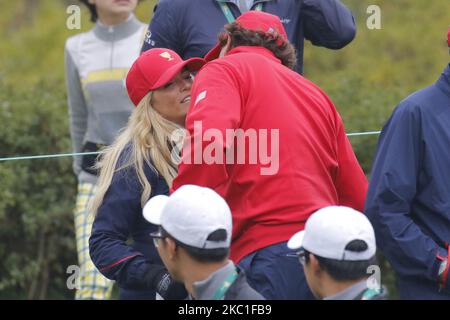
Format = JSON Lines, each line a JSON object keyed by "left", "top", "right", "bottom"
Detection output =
{"left": 93, "top": 14, "right": 141, "bottom": 42}
{"left": 226, "top": 46, "right": 282, "bottom": 64}
{"left": 436, "top": 63, "right": 450, "bottom": 98}
{"left": 323, "top": 280, "right": 368, "bottom": 300}
{"left": 192, "top": 261, "right": 235, "bottom": 300}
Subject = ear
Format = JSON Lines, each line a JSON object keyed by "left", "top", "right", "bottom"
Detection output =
{"left": 165, "top": 238, "right": 178, "bottom": 260}
{"left": 309, "top": 254, "right": 323, "bottom": 277}
{"left": 88, "top": 0, "right": 96, "bottom": 5}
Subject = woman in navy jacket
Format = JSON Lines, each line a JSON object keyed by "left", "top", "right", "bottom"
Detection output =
{"left": 89, "top": 48, "right": 205, "bottom": 299}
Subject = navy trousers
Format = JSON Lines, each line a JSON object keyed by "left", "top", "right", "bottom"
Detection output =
{"left": 238, "top": 241, "right": 315, "bottom": 300}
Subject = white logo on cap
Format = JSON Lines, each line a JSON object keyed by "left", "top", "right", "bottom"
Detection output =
{"left": 160, "top": 52, "right": 174, "bottom": 61}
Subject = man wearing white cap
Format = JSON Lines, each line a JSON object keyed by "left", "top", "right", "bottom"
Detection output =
{"left": 288, "top": 206, "right": 386, "bottom": 300}
{"left": 143, "top": 185, "right": 264, "bottom": 300}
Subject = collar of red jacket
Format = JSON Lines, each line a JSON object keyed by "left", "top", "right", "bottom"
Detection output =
{"left": 224, "top": 46, "right": 281, "bottom": 64}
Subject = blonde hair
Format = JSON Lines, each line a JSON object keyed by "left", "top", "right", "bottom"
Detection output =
{"left": 90, "top": 92, "right": 180, "bottom": 215}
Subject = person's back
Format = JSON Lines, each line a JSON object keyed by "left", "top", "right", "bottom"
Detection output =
{"left": 181, "top": 45, "right": 367, "bottom": 263}
{"left": 173, "top": 11, "right": 367, "bottom": 299}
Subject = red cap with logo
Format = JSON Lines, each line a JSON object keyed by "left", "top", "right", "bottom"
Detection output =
{"left": 126, "top": 48, "right": 205, "bottom": 106}
{"left": 205, "top": 10, "right": 288, "bottom": 61}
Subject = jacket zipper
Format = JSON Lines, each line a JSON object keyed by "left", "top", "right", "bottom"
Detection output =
{"left": 109, "top": 26, "right": 114, "bottom": 70}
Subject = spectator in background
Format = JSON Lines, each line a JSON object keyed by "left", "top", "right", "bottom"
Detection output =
{"left": 288, "top": 206, "right": 385, "bottom": 300}
{"left": 142, "top": 0, "right": 356, "bottom": 74}
{"left": 88, "top": 49, "right": 205, "bottom": 300}
{"left": 64, "top": 0, "right": 146, "bottom": 300}
{"left": 172, "top": 11, "right": 368, "bottom": 300}
{"left": 143, "top": 184, "right": 264, "bottom": 300}
{"left": 364, "top": 28, "right": 450, "bottom": 300}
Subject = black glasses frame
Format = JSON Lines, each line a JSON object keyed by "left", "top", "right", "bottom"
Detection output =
{"left": 149, "top": 226, "right": 185, "bottom": 249}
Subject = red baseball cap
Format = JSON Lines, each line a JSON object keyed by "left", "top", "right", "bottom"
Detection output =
{"left": 126, "top": 48, "right": 205, "bottom": 106}
{"left": 205, "top": 10, "right": 288, "bottom": 61}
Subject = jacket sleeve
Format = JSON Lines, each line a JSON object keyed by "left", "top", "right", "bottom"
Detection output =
{"left": 64, "top": 45, "right": 87, "bottom": 176}
{"left": 141, "top": 0, "right": 181, "bottom": 54}
{"left": 364, "top": 101, "right": 448, "bottom": 283}
{"left": 334, "top": 116, "right": 368, "bottom": 212}
{"left": 89, "top": 169, "right": 154, "bottom": 290}
{"left": 172, "top": 62, "right": 242, "bottom": 194}
{"left": 301, "top": 0, "right": 356, "bottom": 49}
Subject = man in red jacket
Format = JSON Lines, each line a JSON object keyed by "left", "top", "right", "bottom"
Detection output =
{"left": 172, "top": 11, "right": 367, "bottom": 300}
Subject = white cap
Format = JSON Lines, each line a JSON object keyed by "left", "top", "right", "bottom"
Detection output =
{"left": 287, "top": 206, "right": 376, "bottom": 261}
{"left": 143, "top": 185, "right": 232, "bottom": 249}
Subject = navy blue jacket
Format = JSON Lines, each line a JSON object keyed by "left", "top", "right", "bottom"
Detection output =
{"left": 365, "top": 64, "right": 450, "bottom": 300}
{"left": 142, "top": 0, "right": 356, "bottom": 74}
{"left": 89, "top": 150, "right": 169, "bottom": 300}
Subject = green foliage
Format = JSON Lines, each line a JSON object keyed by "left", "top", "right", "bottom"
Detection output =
{"left": 0, "top": 0, "right": 448, "bottom": 299}
{"left": 0, "top": 80, "right": 78, "bottom": 299}
{"left": 304, "top": 0, "right": 450, "bottom": 172}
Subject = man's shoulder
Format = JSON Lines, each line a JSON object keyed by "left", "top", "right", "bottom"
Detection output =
{"left": 205, "top": 51, "right": 276, "bottom": 75}
{"left": 225, "top": 268, "right": 265, "bottom": 300}
{"left": 398, "top": 83, "right": 440, "bottom": 113}
{"left": 198, "top": 58, "right": 241, "bottom": 78}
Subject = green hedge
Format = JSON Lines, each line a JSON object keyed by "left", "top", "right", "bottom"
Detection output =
{"left": 0, "top": 80, "right": 77, "bottom": 299}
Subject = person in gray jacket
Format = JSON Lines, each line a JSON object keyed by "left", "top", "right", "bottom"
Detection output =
{"left": 143, "top": 185, "right": 264, "bottom": 300}
{"left": 64, "top": 0, "right": 146, "bottom": 300}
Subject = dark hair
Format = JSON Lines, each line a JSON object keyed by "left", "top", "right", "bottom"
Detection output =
{"left": 305, "top": 240, "right": 378, "bottom": 281}
{"left": 79, "top": 0, "right": 98, "bottom": 22}
{"left": 218, "top": 22, "right": 297, "bottom": 69}
{"left": 79, "top": 0, "right": 143, "bottom": 23}
{"left": 162, "top": 228, "right": 229, "bottom": 263}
